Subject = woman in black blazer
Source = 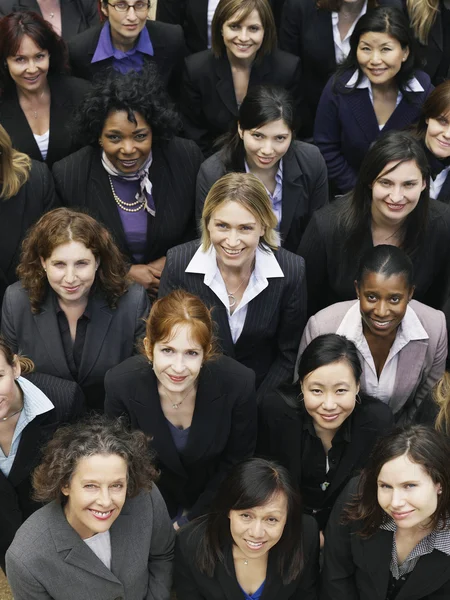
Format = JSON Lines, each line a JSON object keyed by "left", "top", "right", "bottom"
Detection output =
{"left": 0, "top": 12, "right": 91, "bottom": 167}
{"left": 105, "top": 289, "right": 257, "bottom": 528}
{"left": 321, "top": 425, "right": 450, "bottom": 600}
{"left": 196, "top": 85, "right": 328, "bottom": 252}
{"left": 0, "top": 338, "right": 84, "bottom": 572}
{"left": 1, "top": 208, "right": 150, "bottom": 411}
{"left": 258, "top": 334, "right": 394, "bottom": 533}
{"left": 175, "top": 457, "right": 319, "bottom": 600}
{"left": 0, "top": 125, "right": 58, "bottom": 309}
{"left": 180, "top": 0, "right": 303, "bottom": 156}
{"left": 53, "top": 67, "right": 203, "bottom": 296}
{"left": 159, "top": 172, "right": 307, "bottom": 396}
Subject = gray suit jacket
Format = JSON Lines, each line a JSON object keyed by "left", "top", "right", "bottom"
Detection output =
{"left": 297, "top": 299, "right": 447, "bottom": 424}
{"left": 6, "top": 486, "right": 174, "bottom": 600}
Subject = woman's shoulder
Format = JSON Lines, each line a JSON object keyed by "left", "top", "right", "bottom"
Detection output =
{"left": 185, "top": 49, "right": 215, "bottom": 73}
{"left": 353, "top": 394, "right": 394, "bottom": 427}
{"left": 52, "top": 145, "right": 97, "bottom": 172}
{"left": 158, "top": 136, "right": 203, "bottom": 161}
{"left": 176, "top": 517, "right": 208, "bottom": 554}
{"left": 202, "top": 355, "right": 256, "bottom": 387}
{"left": 7, "top": 501, "right": 60, "bottom": 559}
{"left": 199, "top": 150, "right": 227, "bottom": 175}
{"left": 167, "top": 240, "right": 201, "bottom": 263}
{"left": 274, "top": 246, "right": 305, "bottom": 274}
{"left": 48, "top": 74, "right": 92, "bottom": 97}
{"left": 120, "top": 282, "right": 148, "bottom": 304}
{"left": 105, "top": 354, "right": 149, "bottom": 384}
{"left": 4, "top": 281, "right": 31, "bottom": 306}
{"left": 428, "top": 198, "right": 450, "bottom": 225}
{"left": 268, "top": 48, "right": 300, "bottom": 70}
{"left": 260, "top": 384, "right": 300, "bottom": 419}
{"left": 408, "top": 299, "right": 446, "bottom": 330}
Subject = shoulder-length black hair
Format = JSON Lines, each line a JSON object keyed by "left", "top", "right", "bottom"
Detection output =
{"left": 192, "top": 458, "right": 305, "bottom": 584}
{"left": 334, "top": 6, "right": 421, "bottom": 97}
{"left": 298, "top": 333, "right": 362, "bottom": 384}
{"left": 344, "top": 426, "right": 450, "bottom": 537}
{"left": 339, "top": 130, "right": 430, "bottom": 258}
{"left": 355, "top": 244, "right": 414, "bottom": 289}
{"left": 220, "top": 85, "right": 295, "bottom": 172}
{"left": 71, "top": 64, "right": 182, "bottom": 147}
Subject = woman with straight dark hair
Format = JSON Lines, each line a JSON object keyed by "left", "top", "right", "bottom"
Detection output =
{"left": 298, "top": 245, "right": 447, "bottom": 424}
{"left": 175, "top": 457, "right": 319, "bottom": 599}
{"left": 299, "top": 130, "right": 450, "bottom": 317}
{"left": 314, "top": 6, "right": 432, "bottom": 194}
{"left": 258, "top": 334, "right": 393, "bottom": 536}
{"left": 321, "top": 425, "right": 450, "bottom": 599}
{"left": 196, "top": 85, "right": 328, "bottom": 252}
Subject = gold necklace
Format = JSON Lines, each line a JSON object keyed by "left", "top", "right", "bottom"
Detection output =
{"left": 1, "top": 405, "right": 23, "bottom": 422}
{"left": 166, "top": 385, "right": 196, "bottom": 410}
{"left": 223, "top": 260, "right": 255, "bottom": 308}
{"left": 108, "top": 175, "right": 145, "bottom": 213}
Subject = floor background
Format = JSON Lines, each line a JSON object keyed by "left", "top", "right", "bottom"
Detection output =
{"left": 0, "top": 570, "right": 12, "bottom": 600}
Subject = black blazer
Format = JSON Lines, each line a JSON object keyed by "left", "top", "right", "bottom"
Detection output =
{"left": 0, "top": 75, "right": 91, "bottom": 168}
{"left": 195, "top": 141, "right": 329, "bottom": 252}
{"left": 175, "top": 515, "right": 320, "bottom": 600}
{"left": 0, "top": 160, "right": 58, "bottom": 309}
{"left": 104, "top": 354, "right": 257, "bottom": 521}
{"left": 52, "top": 141, "right": 203, "bottom": 264}
{"left": 298, "top": 197, "right": 450, "bottom": 317}
{"left": 158, "top": 241, "right": 307, "bottom": 395}
{"left": 321, "top": 477, "right": 450, "bottom": 600}
{"left": 180, "top": 49, "right": 303, "bottom": 156}
{"left": 1, "top": 282, "right": 150, "bottom": 410}
{"left": 0, "top": 372, "right": 85, "bottom": 571}
{"left": 0, "top": 0, "right": 100, "bottom": 40}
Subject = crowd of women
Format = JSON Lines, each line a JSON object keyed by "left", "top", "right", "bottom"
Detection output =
{"left": 2, "top": 0, "right": 450, "bottom": 598}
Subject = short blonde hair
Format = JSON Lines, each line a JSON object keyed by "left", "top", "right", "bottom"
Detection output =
{"left": 211, "top": 0, "right": 277, "bottom": 59}
{"left": 200, "top": 172, "right": 279, "bottom": 252}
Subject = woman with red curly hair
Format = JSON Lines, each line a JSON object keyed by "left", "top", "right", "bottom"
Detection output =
{"left": 1, "top": 207, "right": 150, "bottom": 410}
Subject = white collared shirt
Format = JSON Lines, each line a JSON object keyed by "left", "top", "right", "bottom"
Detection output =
{"left": 244, "top": 159, "right": 284, "bottom": 226}
{"left": 0, "top": 377, "right": 54, "bottom": 478}
{"left": 331, "top": 2, "right": 367, "bottom": 65}
{"left": 345, "top": 72, "right": 425, "bottom": 129}
{"left": 336, "top": 302, "right": 429, "bottom": 404}
{"left": 207, "top": 0, "right": 221, "bottom": 48}
{"left": 430, "top": 166, "right": 450, "bottom": 199}
{"left": 186, "top": 245, "right": 284, "bottom": 343}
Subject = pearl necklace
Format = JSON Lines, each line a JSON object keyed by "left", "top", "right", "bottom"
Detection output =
{"left": 108, "top": 175, "right": 145, "bottom": 213}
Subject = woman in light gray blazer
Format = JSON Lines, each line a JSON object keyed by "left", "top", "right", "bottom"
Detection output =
{"left": 297, "top": 245, "right": 447, "bottom": 425}
{"left": 6, "top": 416, "right": 174, "bottom": 600}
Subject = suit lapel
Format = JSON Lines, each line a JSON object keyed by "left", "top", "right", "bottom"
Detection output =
{"left": 390, "top": 340, "right": 428, "bottom": 415}
{"left": 385, "top": 95, "right": 424, "bottom": 131}
{"left": 215, "top": 56, "right": 238, "bottom": 117}
{"left": 359, "top": 529, "right": 393, "bottom": 598}
{"left": 60, "top": 0, "right": 83, "bottom": 40}
{"left": 216, "top": 547, "right": 247, "bottom": 600}
{"left": 398, "top": 550, "right": 450, "bottom": 599}
{"left": 46, "top": 77, "right": 72, "bottom": 166}
{"left": 437, "top": 172, "right": 450, "bottom": 203}
{"left": 279, "top": 147, "right": 305, "bottom": 243}
{"left": 346, "top": 89, "right": 380, "bottom": 142}
{"left": 144, "top": 144, "right": 171, "bottom": 262}
{"left": 0, "top": 192, "right": 27, "bottom": 279}
{"left": 0, "top": 87, "right": 41, "bottom": 160}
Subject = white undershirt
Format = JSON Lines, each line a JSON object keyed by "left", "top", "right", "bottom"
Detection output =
{"left": 430, "top": 166, "right": 450, "bottom": 199}
{"left": 33, "top": 130, "right": 49, "bottom": 160}
{"left": 331, "top": 1, "right": 367, "bottom": 64}
{"left": 207, "top": 0, "right": 221, "bottom": 48}
{"left": 83, "top": 530, "right": 112, "bottom": 570}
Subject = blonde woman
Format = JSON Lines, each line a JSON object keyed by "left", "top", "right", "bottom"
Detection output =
{"left": 0, "top": 124, "right": 57, "bottom": 307}
{"left": 159, "top": 172, "right": 307, "bottom": 395}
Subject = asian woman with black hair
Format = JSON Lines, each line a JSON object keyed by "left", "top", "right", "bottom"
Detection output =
{"left": 298, "top": 130, "right": 450, "bottom": 317}
{"left": 196, "top": 85, "right": 328, "bottom": 252}
{"left": 174, "top": 457, "right": 319, "bottom": 600}
{"left": 314, "top": 6, "right": 432, "bottom": 194}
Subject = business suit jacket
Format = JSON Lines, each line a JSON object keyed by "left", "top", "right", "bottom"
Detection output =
{"left": 0, "top": 75, "right": 91, "bottom": 168}
{"left": 6, "top": 487, "right": 175, "bottom": 600}
{"left": 1, "top": 281, "right": 150, "bottom": 410}
{"left": 159, "top": 241, "right": 307, "bottom": 395}
{"left": 298, "top": 197, "right": 450, "bottom": 317}
{"left": 321, "top": 477, "right": 450, "bottom": 600}
{"left": 314, "top": 69, "right": 433, "bottom": 193}
{"left": 105, "top": 354, "right": 257, "bottom": 521}
{"left": 0, "top": 160, "right": 58, "bottom": 310}
{"left": 195, "top": 141, "right": 328, "bottom": 252}
{"left": 175, "top": 514, "right": 320, "bottom": 600}
{"left": 52, "top": 141, "right": 203, "bottom": 265}
{"left": 0, "top": 373, "right": 85, "bottom": 571}
{"left": 180, "top": 49, "right": 303, "bottom": 156}
{"left": 258, "top": 390, "right": 393, "bottom": 530}
{"left": 298, "top": 300, "right": 447, "bottom": 423}
{"left": 0, "top": 0, "right": 100, "bottom": 40}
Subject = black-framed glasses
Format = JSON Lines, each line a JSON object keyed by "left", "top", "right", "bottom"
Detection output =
{"left": 107, "top": 1, "right": 149, "bottom": 12}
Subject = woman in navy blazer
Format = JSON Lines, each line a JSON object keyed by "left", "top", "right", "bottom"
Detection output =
{"left": 314, "top": 6, "right": 432, "bottom": 194}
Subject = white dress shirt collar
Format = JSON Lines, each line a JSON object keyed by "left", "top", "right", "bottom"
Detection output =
{"left": 331, "top": 1, "right": 367, "bottom": 65}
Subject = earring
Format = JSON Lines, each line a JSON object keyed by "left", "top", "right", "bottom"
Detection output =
{"left": 355, "top": 393, "right": 361, "bottom": 404}
{"left": 297, "top": 391, "right": 304, "bottom": 403}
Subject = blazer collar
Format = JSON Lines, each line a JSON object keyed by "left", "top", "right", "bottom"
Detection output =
{"left": 279, "top": 145, "right": 306, "bottom": 242}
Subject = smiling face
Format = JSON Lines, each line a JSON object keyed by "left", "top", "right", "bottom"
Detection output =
{"left": 222, "top": 9, "right": 264, "bottom": 63}
{"left": 0, "top": 351, "right": 21, "bottom": 421}
{"left": 6, "top": 34, "right": 49, "bottom": 94}
{"left": 229, "top": 492, "right": 288, "bottom": 561}
{"left": 101, "top": 0, "right": 148, "bottom": 51}
{"left": 301, "top": 360, "right": 359, "bottom": 435}
{"left": 425, "top": 112, "right": 450, "bottom": 159}
{"left": 40, "top": 240, "right": 98, "bottom": 306}
{"left": 239, "top": 119, "right": 292, "bottom": 171}
{"left": 62, "top": 453, "right": 128, "bottom": 539}
{"left": 356, "top": 31, "right": 409, "bottom": 87}
{"left": 99, "top": 110, "right": 152, "bottom": 174}
{"left": 377, "top": 454, "right": 441, "bottom": 533}
{"left": 371, "top": 160, "right": 426, "bottom": 227}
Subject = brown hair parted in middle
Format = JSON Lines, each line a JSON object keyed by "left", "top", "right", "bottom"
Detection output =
{"left": 32, "top": 415, "right": 159, "bottom": 504}
{"left": 17, "top": 208, "right": 129, "bottom": 314}
{"left": 343, "top": 426, "right": 450, "bottom": 537}
{"left": 143, "top": 289, "right": 218, "bottom": 362}
{"left": 211, "top": 0, "right": 277, "bottom": 60}
{"left": 414, "top": 80, "right": 450, "bottom": 139}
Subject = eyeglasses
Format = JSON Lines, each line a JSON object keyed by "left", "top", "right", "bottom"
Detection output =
{"left": 107, "top": 1, "right": 149, "bottom": 12}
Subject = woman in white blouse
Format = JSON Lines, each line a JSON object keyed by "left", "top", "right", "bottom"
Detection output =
{"left": 298, "top": 244, "right": 447, "bottom": 424}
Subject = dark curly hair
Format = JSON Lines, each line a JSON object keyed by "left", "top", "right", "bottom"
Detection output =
{"left": 17, "top": 208, "right": 129, "bottom": 313}
{"left": 33, "top": 415, "right": 159, "bottom": 504}
{"left": 71, "top": 65, "right": 182, "bottom": 147}
{"left": 0, "top": 11, "right": 69, "bottom": 94}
